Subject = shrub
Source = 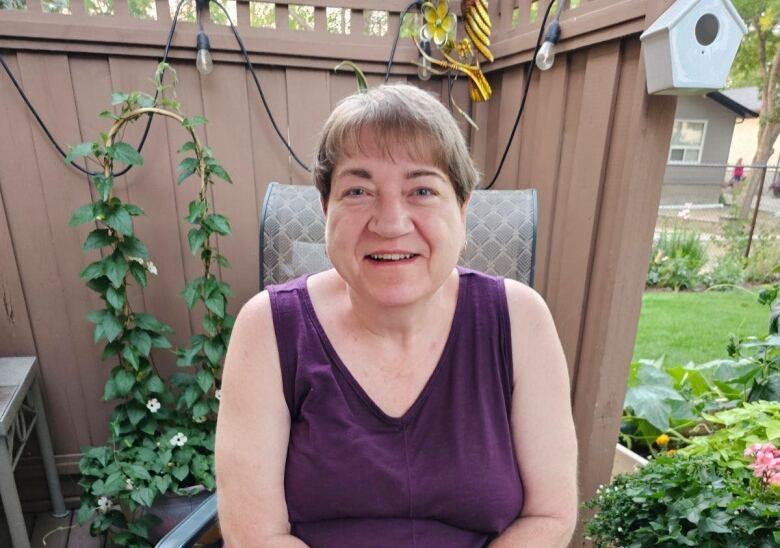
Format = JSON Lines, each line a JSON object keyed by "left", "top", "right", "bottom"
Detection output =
{"left": 647, "top": 228, "right": 707, "bottom": 290}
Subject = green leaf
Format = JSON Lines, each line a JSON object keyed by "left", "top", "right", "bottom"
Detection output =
{"left": 154, "top": 475, "right": 171, "bottom": 494}
{"left": 130, "top": 486, "right": 156, "bottom": 508}
{"left": 129, "top": 261, "right": 148, "bottom": 288}
{"left": 204, "top": 214, "right": 231, "bottom": 235}
{"left": 109, "top": 142, "right": 144, "bottom": 166}
{"left": 101, "top": 313, "right": 124, "bottom": 343}
{"left": 178, "top": 141, "right": 197, "bottom": 154}
{"left": 93, "top": 175, "right": 113, "bottom": 201}
{"left": 103, "top": 376, "right": 118, "bottom": 400}
{"left": 334, "top": 60, "right": 369, "bottom": 93}
{"left": 207, "top": 164, "right": 232, "bottom": 184}
{"left": 182, "top": 278, "right": 201, "bottom": 310}
{"left": 114, "top": 369, "right": 135, "bottom": 396}
{"left": 106, "top": 286, "right": 124, "bottom": 310}
{"left": 150, "top": 332, "right": 172, "bottom": 349}
{"left": 147, "top": 375, "right": 165, "bottom": 394}
{"left": 172, "top": 465, "right": 189, "bottom": 481}
{"left": 196, "top": 370, "right": 214, "bottom": 393}
{"left": 119, "top": 236, "right": 149, "bottom": 259}
{"left": 65, "top": 142, "right": 95, "bottom": 165}
{"left": 183, "top": 385, "right": 200, "bottom": 407}
{"left": 121, "top": 346, "right": 139, "bottom": 370}
{"left": 177, "top": 157, "right": 198, "bottom": 184}
{"left": 102, "top": 341, "right": 122, "bottom": 359}
{"left": 133, "top": 313, "right": 170, "bottom": 332}
{"left": 182, "top": 115, "right": 207, "bottom": 128}
{"left": 130, "top": 330, "right": 152, "bottom": 357}
{"left": 77, "top": 503, "right": 94, "bottom": 525}
{"left": 105, "top": 255, "right": 129, "bottom": 288}
{"left": 124, "top": 204, "right": 144, "bottom": 216}
{"left": 187, "top": 228, "right": 208, "bottom": 255}
{"left": 202, "top": 314, "right": 218, "bottom": 336}
{"left": 80, "top": 260, "right": 105, "bottom": 281}
{"left": 83, "top": 229, "right": 114, "bottom": 251}
{"left": 111, "top": 91, "right": 129, "bottom": 105}
{"left": 186, "top": 200, "right": 207, "bottom": 224}
{"left": 127, "top": 403, "right": 146, "bottom": 426}
{"left": 204, "top": 338, "right": 224, "bottom": 365}
{"left": 86, "top": 309, "right": 107, "bottom": 324}
{"left": 105, "top": 207, "right": 133, "bottom": 236}
{"left": 176, "top": 346, "right": 200, "bottom": 367}
{"left": 69, "top": 203, "right": 96, "bottom": 226}
{"left": 216, "top": 255, "right": 231, "bottom": 268}
{"left": 205, "top": 293, "right": 225, "bottom": 318}
{"left": 193, "top": 400, "right": 209, "bottom": 418}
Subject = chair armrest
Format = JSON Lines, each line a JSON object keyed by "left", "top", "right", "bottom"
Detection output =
{"left": 155, "top": 493, "right": 219, "bottom": 548}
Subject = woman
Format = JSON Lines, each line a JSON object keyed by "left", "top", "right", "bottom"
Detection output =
{"left": 215, "top": 84, "right": 578, "bottom": 547}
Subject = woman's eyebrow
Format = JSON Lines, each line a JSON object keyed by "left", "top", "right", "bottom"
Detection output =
{"left": 336, "top": 167, "right": 372, "bottom": 179}
{"left": 406, "top": 168, "right": 446, "bottom": 180}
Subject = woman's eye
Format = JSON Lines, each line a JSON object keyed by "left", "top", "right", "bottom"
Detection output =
{"left": 343, "top": 187, "right": 366, "bottom": 197}
{"left": 414, "top": 188, "right": 435, "bottom": 197}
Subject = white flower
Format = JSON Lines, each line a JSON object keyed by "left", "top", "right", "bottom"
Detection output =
{"left": 193, "top": 415, "right": 207, "bottom": 423}
{"left": 677, "top": 208, "right": 691, "bottom": 220}
{"left": 170, "top": 432, "right": 188, "bottom": 447}
{"left": 146, "top": 261, "right": 158, "bottom": 275}
{"left": 97, "top": 496, "right": 112, "bottom": 514}
{"left": 125, "top": 478, "right": 134, "bottom": 490}
{"left": 146, "top": 398, "right": 161, "bottom": 413}
{"left": 128, "top": 256, "right": 145, "bottom": 264}
{"left": 215, "top": 389, "right": 222, "bottom": 401}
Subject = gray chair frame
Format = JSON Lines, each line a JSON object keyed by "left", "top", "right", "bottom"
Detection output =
{"left": 155, "top": 182, "right": 537, "bottom": 548}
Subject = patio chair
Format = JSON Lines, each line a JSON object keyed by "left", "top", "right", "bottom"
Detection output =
{"left": 155, "top": 182, "right": 537, "bottom": 548}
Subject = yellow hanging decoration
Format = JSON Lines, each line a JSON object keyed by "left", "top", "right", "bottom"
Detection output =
{"left": 462, "top": 0, "right": 494, "bottom": 63}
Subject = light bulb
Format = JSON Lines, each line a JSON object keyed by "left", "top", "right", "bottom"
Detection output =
{"left": 535, "top": 41, "right": 555, "bottom": 71}
{"left": 418, "top": 38, "right": 432, "bottom": 81}
{"left": 196, "top": 31, "right": 213, "bottom": 75}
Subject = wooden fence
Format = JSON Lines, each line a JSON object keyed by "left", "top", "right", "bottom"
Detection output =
{"left": 0, "top": 0, "right": 676, "bottom": 539}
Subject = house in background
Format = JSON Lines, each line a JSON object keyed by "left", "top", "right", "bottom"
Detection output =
{"left": 661, "top": 87, "right": 759, "bottom": 205}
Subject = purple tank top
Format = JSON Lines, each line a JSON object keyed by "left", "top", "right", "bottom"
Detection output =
{"left": 267, "top": 267, "right": 524, "bottom": 547}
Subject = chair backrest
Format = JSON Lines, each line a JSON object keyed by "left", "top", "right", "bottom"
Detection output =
{"left": 259, "top": 183, "right": 537, "bottom": 289}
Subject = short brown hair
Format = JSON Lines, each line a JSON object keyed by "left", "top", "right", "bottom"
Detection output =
{"left": 313, "top": 83, "right": 479, "bottom": 205}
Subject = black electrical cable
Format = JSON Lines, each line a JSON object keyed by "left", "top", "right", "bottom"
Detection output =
{"left": 0, "top": 0, "right": 187, "bottom": 177}
{"left": 210, "top": 0, "right": 310, "bottom": 172}
{"left": 484, "top": 0, "right": 558, "bottom": 190}
{"left": 385, "top": 0, "right": 422, "bottom": 83}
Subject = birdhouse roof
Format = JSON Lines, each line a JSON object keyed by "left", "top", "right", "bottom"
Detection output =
{"left": 640, "top": 0, "right": 747, "bottom": 41}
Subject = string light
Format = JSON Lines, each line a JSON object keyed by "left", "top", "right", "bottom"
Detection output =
{"left": 195, "top": 0, "right": 214, "bottom": 75}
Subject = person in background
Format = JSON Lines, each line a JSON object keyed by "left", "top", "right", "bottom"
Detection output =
{"left": 728, "top": 157, "right": 745, "bottom": 188}
{"left": 216, "top": 84, "right": 579, "bottom": 547}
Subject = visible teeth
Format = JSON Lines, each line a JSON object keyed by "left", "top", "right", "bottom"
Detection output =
{"left": 369, "top": 253, "right": 414, "bottom": 261}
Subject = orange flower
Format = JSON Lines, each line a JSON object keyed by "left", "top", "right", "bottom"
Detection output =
{"left": 655, "top": 434, "right": 670, "bottom": 446}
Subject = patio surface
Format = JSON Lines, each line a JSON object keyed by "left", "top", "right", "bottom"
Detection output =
{"left": 0, "top": 510, "right": 100, "bottom": 548}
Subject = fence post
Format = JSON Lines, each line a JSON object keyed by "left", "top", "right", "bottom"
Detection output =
{"left": 745, "top": 165, "right": 768, "bottom": 259}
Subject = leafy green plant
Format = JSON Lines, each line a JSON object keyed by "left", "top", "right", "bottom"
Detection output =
{"left": 702, "top": 254, "right": 746, "bottom": 290}
{"left": 585, "top": 453, "right": 780, "bottom": 547}
{"left": 647, "top": 226, "right": 707, "bottom": 290}
{"left": 69, "top": 64, "right": 233, "bottom": 547}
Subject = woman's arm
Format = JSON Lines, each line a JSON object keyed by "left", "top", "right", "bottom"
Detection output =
{"left": 215, "top": 292, "right": 308, "bottom": 547}
{"left": 489, "top": 280, "right": 579, "bottom": 547}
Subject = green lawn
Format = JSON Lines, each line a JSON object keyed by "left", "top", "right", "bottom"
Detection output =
{"left": 632, "top": 288, "right": 771, "bottom": 366}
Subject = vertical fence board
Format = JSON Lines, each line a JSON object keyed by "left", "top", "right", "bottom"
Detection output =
{"left": 246, "top": 66, "right": 293, "bottom": 200}
{"left": 286, "top": 68, "right": 332, "bottom": 183}
{"left": 546, "top": 42, "right": 621, "bottom": 372}
{"left": 492, "top": 65, "right": 526, "bottom": 189}
{"left": 0, "top": 182, "right": 36, "bottom": 356}
{"left": 200, "top": 62, "right": 261, "bottom": 314}
{"left": 0, "top": 53, "right": 84, "bottom": 452}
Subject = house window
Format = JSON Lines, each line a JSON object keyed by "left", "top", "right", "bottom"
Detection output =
{"left": 668, "top": 119, "right": 707, "bottom": 164}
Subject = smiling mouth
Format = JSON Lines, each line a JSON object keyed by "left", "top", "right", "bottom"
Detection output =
{"left": 366, "top": 253, "right": 419, "bottom": 262}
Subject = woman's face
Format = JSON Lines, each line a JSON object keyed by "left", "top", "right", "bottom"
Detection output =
{"left": 324, "top": 133, "right": 469, "bottom": 308}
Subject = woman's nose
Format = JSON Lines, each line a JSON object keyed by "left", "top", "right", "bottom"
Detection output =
{"left": 368, "top": 196, "right": 412, "bottom": 237}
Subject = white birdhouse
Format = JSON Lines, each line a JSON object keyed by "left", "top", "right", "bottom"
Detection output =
{"left": 640, "top": 0, "right": 747, "bottom": 95}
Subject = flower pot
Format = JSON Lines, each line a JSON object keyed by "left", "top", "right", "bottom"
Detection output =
{"left": 149, "top": 486, "right": 212, "bottom": 543}
{"left": 611, "top": 443, "right": 648, "bottom": 479}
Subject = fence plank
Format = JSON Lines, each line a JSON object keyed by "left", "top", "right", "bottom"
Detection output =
{"left": 0, "top": 53, "right": 86, "bottom": 452}
{"left": 491, "top": 65, "right": 526, "bottom": 189}
{"left": 200, "top": 62, "right": 262, "bottom": 315}
{"left": 286, "top": 68, "right": 332, "bottom": 184}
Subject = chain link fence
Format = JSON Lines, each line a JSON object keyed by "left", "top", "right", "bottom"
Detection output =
{"left": 653, "top": 163, "right": 780, "bottom": 286}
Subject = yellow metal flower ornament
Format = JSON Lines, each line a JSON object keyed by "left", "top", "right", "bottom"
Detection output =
{"left": 421, "top": 0, "right": 457, "bottom": 48}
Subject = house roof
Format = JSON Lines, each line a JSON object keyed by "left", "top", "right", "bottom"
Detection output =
{"left": 706, "top": 87, "right": 760, "bottom": 118}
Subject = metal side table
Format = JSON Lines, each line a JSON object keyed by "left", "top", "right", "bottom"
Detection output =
{"left": 0, "top": 357, "right": 68, "bottom": 548}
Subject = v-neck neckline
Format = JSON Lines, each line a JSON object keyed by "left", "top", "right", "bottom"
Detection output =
{"left": 300, "top": 268, "right": 468, "bottom": 426}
